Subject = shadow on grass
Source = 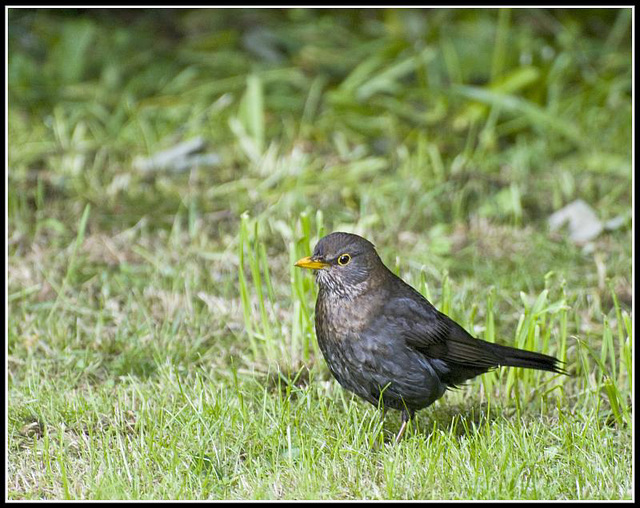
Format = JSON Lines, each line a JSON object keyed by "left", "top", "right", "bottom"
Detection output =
{"left": 376, "top": 401, "right": 511, "bottom": 445}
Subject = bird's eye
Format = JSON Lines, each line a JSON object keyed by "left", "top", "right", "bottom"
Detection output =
{"left": 337, "top": 254, "right": 351, "bottom": 266}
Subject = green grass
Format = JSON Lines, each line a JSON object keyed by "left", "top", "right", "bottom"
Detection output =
{"left": 8, "top": 8, "right": 632, "bottom": 500}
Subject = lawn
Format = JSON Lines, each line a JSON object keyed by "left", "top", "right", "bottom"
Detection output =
{"left": 7, "top": 8, "right": 633, "bottom": 500}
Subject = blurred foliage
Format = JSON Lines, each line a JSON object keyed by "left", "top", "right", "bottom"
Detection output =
{"left": 8, "top": 8, "right": 632, "bottom": 276}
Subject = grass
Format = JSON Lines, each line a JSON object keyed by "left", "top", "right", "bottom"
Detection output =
{"left": 7, "top": 7, "right": 633, "bottom": 500}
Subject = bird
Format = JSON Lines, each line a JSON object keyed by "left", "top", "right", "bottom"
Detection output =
{"left": 295, "top": 232, "right": 566, "bottom": 442}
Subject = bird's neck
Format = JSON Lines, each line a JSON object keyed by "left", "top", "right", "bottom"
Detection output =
{"left": 317, "top": 264, "right": 392, "bottom": 301}
{"left": 317, "top": 276, "right": 369, "bottom": 301}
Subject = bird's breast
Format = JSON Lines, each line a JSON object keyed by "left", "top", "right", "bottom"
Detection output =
{"left": 315, "top": 289, "right": 378, "bottom": 345}
{"left": 314, "top": 287, "right": 394, "bottom": 376}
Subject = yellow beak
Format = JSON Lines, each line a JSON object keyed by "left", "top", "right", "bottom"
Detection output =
{"left": 294, "top": 256, "right": 329, "bottom": 270}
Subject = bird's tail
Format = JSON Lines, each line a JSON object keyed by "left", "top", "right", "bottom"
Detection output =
{"left": 487, "top": 341, "right": 567, "bottom": 375}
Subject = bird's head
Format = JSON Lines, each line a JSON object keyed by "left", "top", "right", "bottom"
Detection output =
{"left": 294, "top": 232, "right": 386, "bottom": 298}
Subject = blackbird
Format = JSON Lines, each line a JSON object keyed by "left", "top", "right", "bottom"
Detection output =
{"left": 295, "top": 232, "right": 565, "bottom": 442}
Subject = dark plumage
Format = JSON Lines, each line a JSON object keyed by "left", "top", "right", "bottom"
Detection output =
{"left": 295, "top": 232, "right": 565, "bottom": 441}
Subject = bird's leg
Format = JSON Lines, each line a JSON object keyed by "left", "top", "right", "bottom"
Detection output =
{"left": 394, "top": 409, "right": 414, "bottom": 444}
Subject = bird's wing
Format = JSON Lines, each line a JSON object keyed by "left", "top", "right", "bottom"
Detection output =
{"left": 382, "top": 290, "right": 501, "bottom": 369}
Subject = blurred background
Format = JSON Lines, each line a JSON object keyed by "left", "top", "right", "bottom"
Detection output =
{"left": 9, "top": 6, "right": 632, "bottom": 358}
{"left": 7, "top": 8, "right": 632, "bottom": 499}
